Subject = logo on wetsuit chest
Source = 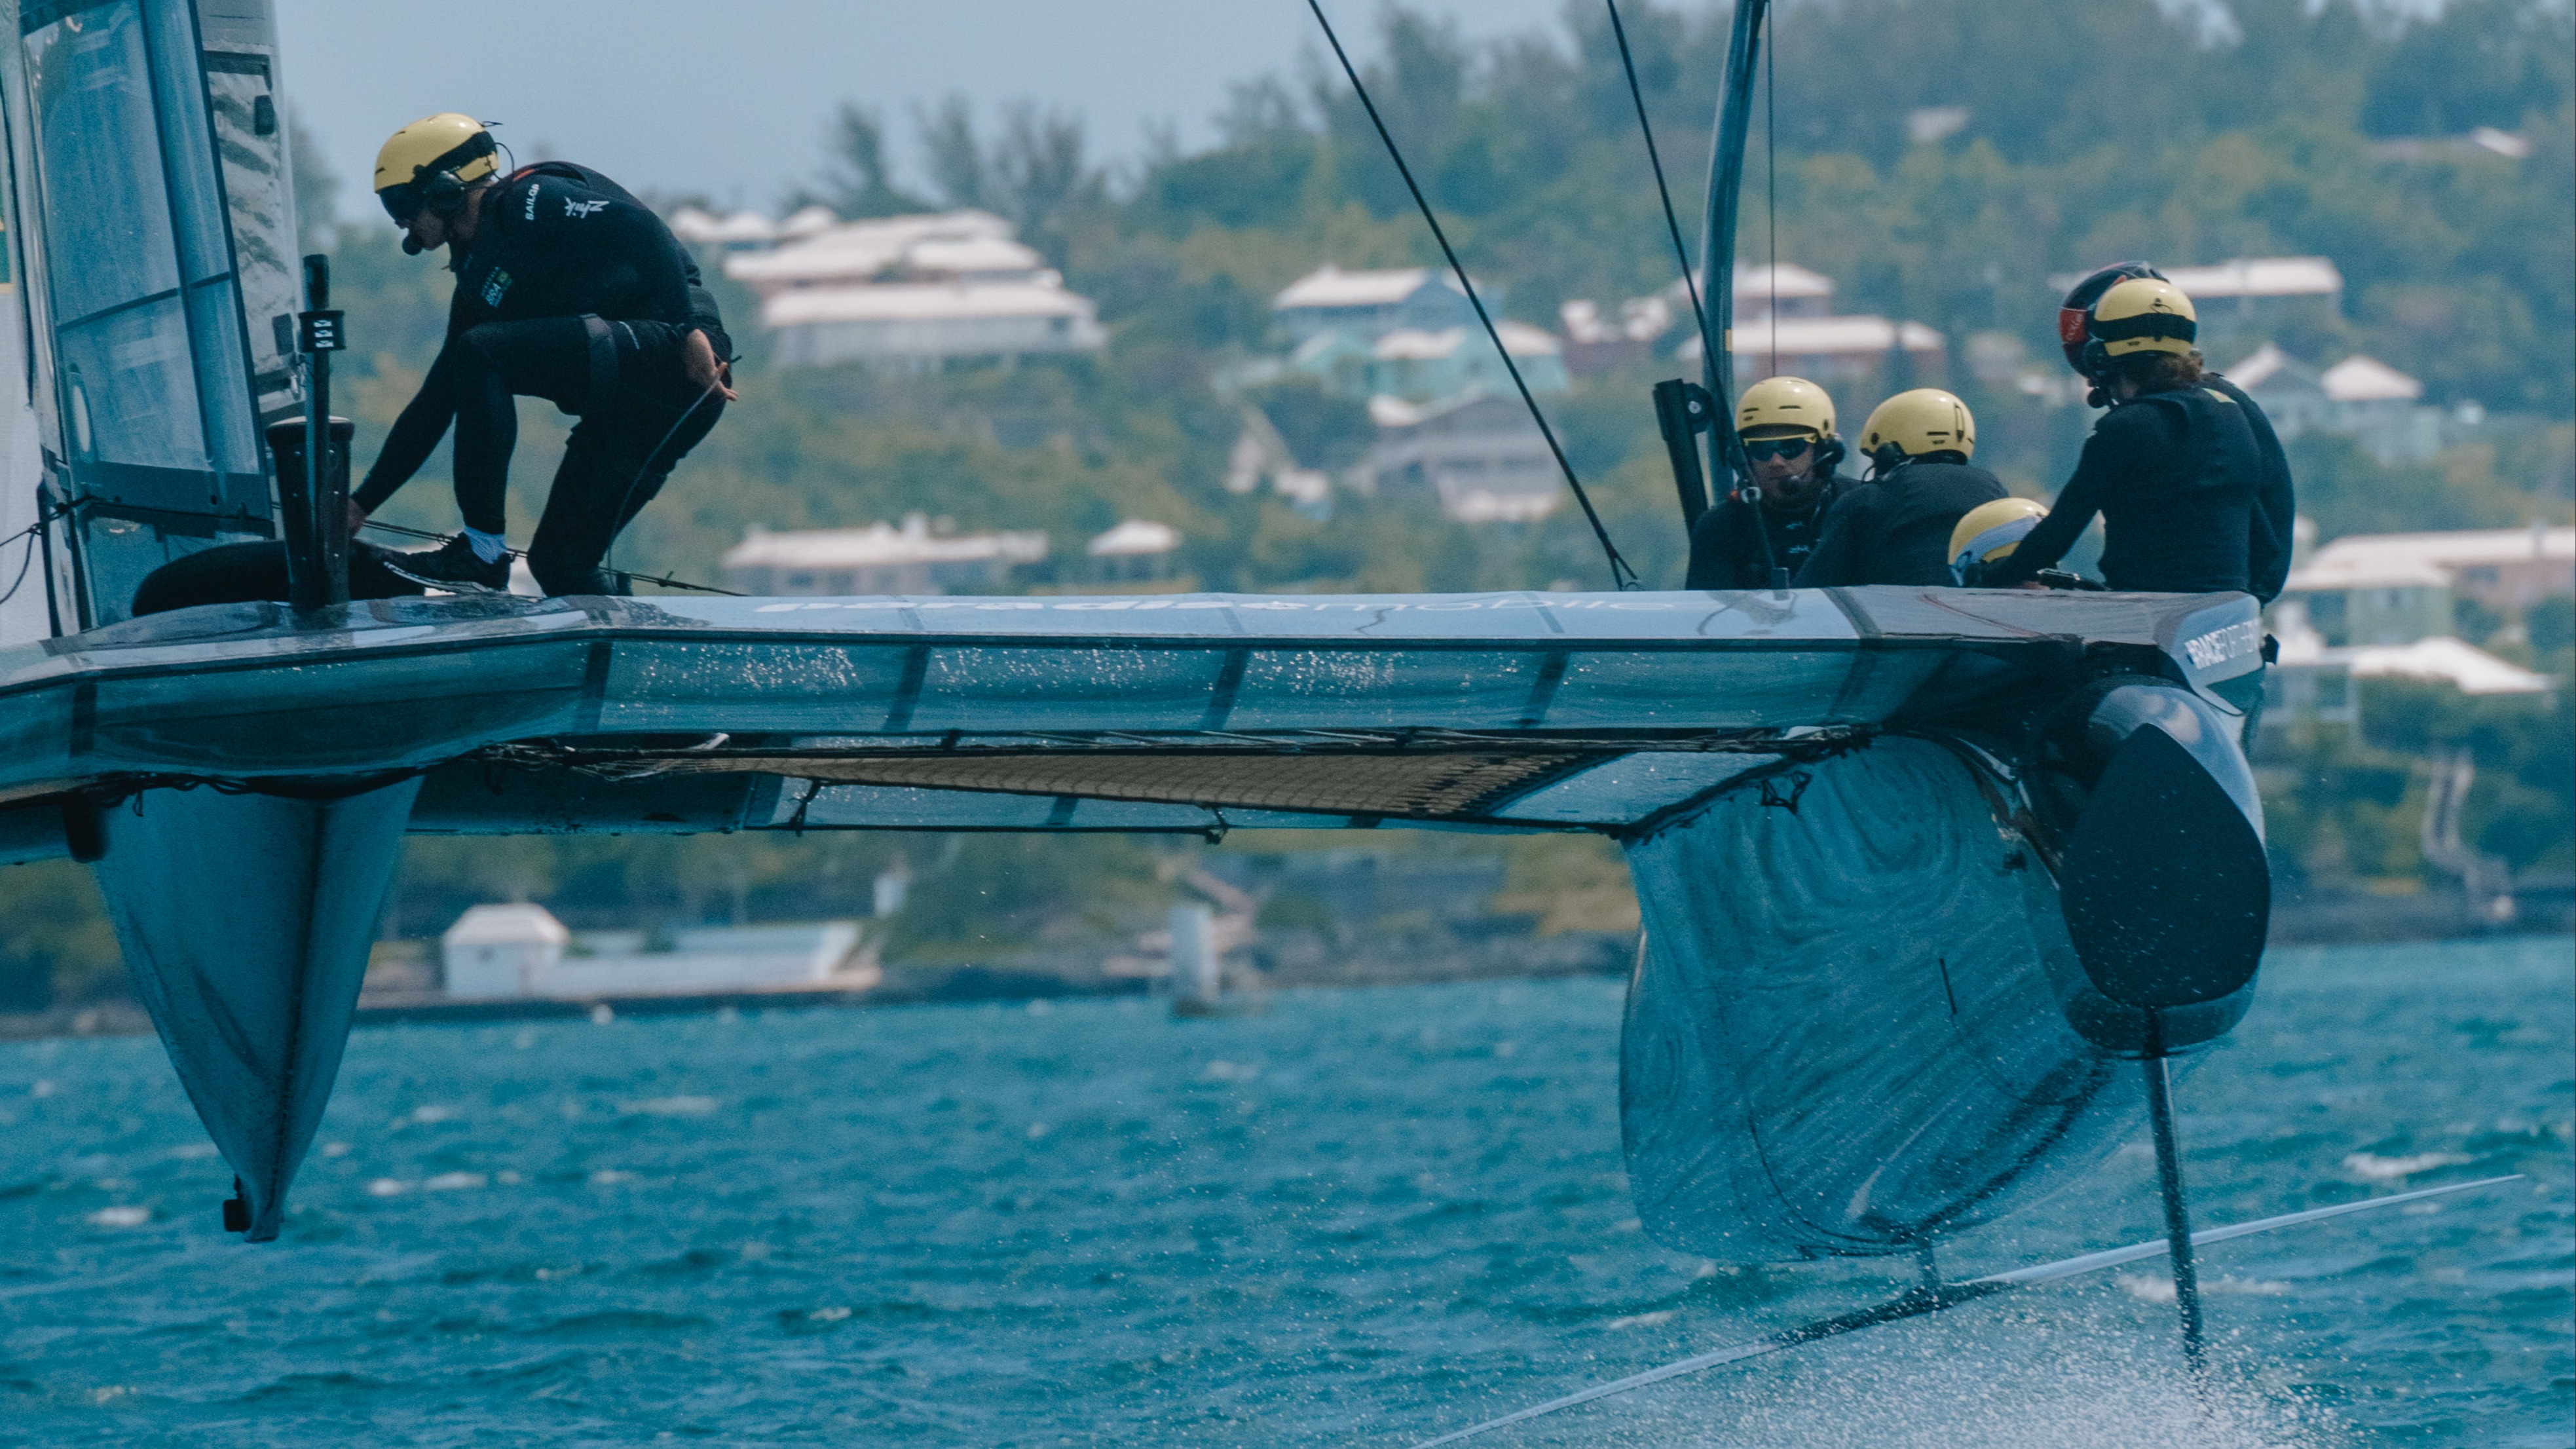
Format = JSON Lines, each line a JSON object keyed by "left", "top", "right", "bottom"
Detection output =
{"left": 523, "top": 183, "right": 539, "bottom": 221}
{"left": 563, "top": 198, "right": 608, "bottom": 219}
{"left": 481, "top": 269, "right": 513, "bottom": 307}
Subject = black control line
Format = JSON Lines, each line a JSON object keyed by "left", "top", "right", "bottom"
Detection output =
{"left": 1303, "top": 0, "right": 1639, "bottom": 592}
{"left": 1604, "top": 0, "right": 1721, "bottom": 378}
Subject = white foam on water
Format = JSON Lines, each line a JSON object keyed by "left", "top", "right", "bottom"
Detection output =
{"left": 2340, "top": 1151, "right": 2471, "bottom": 1180}
{"left": 2116, "top": 1274, "right": 2294, "bottom": 1305}
{"left": 1592, "top": 1328, "right": 2342, "bottom": 1449}
{"left": 626, "top": 1095, "right": 720, "bottom": 1117}
{"left": 86, "top": 1205, "right": 149, "bottom": 1228}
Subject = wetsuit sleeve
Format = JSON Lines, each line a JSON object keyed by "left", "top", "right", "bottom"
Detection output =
{"left": 2243, "top": 402, "right": 2296, "bottom": 603}
{"left": 1792, "top": 492, "right": 1865, "bottom": 588}
{"left": 1987, "top": 436, "right": 2121, "bottom": 588}
{"left": 687, "top": 283, "right": 733, "bottom": 362}
{"left": 353, "top": 324, "right": 464, "bottom": 512}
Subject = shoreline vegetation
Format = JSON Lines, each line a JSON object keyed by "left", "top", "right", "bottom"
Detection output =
{"left": 3, "top": 1, "right": 2569, "bottom": 1025}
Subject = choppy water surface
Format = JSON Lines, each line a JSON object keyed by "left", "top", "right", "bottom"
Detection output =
{"left": 2, "top": 936, "right": 2567, "bottom": 1446}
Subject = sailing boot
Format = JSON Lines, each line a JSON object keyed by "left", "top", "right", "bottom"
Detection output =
{"left": 383, "top": 533, "right": 510, "bottom": 593}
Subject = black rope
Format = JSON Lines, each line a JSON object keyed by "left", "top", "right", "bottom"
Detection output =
{"left": 604, "top": 373, "right": 726, "bottom": 588}
{"left": 1305, "top": 0, "right": 1639, "bottom": 592}
{"left": 360, "top": 518, "right": 740, "bottom": 595}
{"left": 0, "top": 503, "right": 62, "bottom": 610}
{"left": 1765, "top": 4, "right": 1778, "bottom": 375}
{"left": 1604, "top": 0, "right": 1722, "bottom": 379}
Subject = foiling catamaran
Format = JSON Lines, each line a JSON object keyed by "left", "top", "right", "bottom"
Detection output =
{"left": 0, "top": 0, "right": 2511, "bottom": 1434}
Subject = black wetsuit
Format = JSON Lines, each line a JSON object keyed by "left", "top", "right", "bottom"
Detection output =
{"left": 1685, "top": 476, "right": 1850, "bottom": 590}
{"left": 2203, "top": 372, "right": 2296, "bottom": 603}
{"left": 1793, "top": 461, "right": 2006, "bottom": 588}
{"left": 354, "top": 162, "right": 730, "bottom": 595}
{"left": 1990, "top": 385, "right": 2262, "bottom": 595}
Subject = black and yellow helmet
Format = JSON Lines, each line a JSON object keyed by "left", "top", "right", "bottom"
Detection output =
{"left": 373, "top": 113, "right": 500, "bottom": 225}
{"left": 2083, "top": 278, "right": 2197, "bottom": 372}
{"left": 1734, "top": 375, "right": 1837, "bottom": 441}
{"left": 2057, "top": 261, "right": 2163, "bottom": 373}
{"left": 1859, "top": 388, "right": 1976, "bottom": 467}
{"left": 1948, "top": 497, "right": 2046, "bottom": 586}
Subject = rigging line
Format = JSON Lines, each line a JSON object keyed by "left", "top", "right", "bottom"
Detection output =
{"left": 0, "top": 498, "right": 75, "bottom": 611}
{"left": 605, "top": 373, "right": 726, "bottom": 588}
{"left": 1766, "top": 4, "right": 1778, "bottom": 375}
{"left": 1303, "top": 0, "right": 1639, "bottom": 592}
{"left": 1603, "top": 0, "right": 1721, "bottom": 380}
{"left": 0, "top": 516, "right": 47, "bottom": 609}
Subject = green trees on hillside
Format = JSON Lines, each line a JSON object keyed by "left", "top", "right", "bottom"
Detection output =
{"left": 13, "top": 0, "right": 2548, "bottom": 1002}
{"left": 1094, "top": 0, "right": 2572, "bottom": 413}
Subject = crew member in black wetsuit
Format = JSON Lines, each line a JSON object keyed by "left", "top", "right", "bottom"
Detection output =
{"left": 1685, "top": 376, "right": 1855, "bottom": 589}
{"left": 1988, "top": 278, "right": 2262, "bottom": 594}
{"left": 2057, "top": 261, "right": 2294, "bottom": 602}
{"left": 1793, "top": 388, "right": 2006, "bottom": 588}
{"left": 354, "top": 113, "right": 736, "bottom": 593}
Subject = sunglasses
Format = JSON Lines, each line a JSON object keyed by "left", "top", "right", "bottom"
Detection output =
{"left": 1744, "top": 437, "right": 1814, "bottom": 462}
{"left": 379, "top": 183, "right": 424, "bottom": 227}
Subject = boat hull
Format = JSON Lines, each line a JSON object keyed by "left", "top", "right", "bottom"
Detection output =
{"left": 1624, "top": 732, "right": 2186, "bottom": 1262}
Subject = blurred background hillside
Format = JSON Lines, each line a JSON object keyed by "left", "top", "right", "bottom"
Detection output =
{"left": 5, "top": 0, "right": 2570, "bottom": 1021}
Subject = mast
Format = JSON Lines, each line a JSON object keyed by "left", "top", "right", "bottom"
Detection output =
{"left": 1696, "top": 0, "right": 1770, "bottom": 491}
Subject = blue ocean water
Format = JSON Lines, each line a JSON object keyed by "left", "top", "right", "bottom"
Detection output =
{"left": 1, "top": 936, "right": 2567, "bottom": 1447}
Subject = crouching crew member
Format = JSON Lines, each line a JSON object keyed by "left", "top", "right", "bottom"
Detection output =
{"left": 1793, "top": 388, "right": 2005, "bottom": 588}
{"left": 2053, "top": 263, "right": 2294, "bottom": 601}
{"left": 352, "top": 113, "right": 737, "bottom": 595}
{"left": 1685, "top": 377, "right": 1856, "bottom": 590}
{"left": 1987, "top": 278, "right": 2263, "bottom": 595}
{"left": 1947, "top": 497, "right": 2049, "bottom": 587}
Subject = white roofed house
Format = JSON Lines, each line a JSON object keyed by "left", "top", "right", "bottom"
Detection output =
{"left": 1273, "top": 266, "right": 1489, "bottom": 345}
{"left": 722, "top": 515, "right": 1050, "bottom": 596}
{"left": 2159, "top": 255, "right": 2344, "bottom": 317}
{"left": 2290, "top": 527, "right": 2576, "bottom": 630}
{"left": 2229, "top": 343, "right": 2444, "bottom": 463}
{"left": 1637, "top": 258, "right": 1945, "bottom": 388}
{"left": 1087, "top": 519, "right": 1183, "bottom": 586}
{"left": 1680, "top": 312, "right": 1946, "bottom": 389}
{"left": 2260, "top": 525, "right": 2570, "bottom": 745}
{"left": 764, "top": 284, "right": 1106, "bottom": 371}
{"left": 422, "top": 903, "right": 877, "bottom": 1004}
{"left": 669, "top": 206, "right": 779, "bottom": 252}
{"left": 1734, "top": 263, "right": 1835, "bottom": 320}
{"left": 1368, "top": 322, "right": 1570, "bottom": 403}
{"left": 1558, "top": 295, "right": 1669, "bottom": 375}
{"left": 441, "top": 903, "right": 570, "bottom": 999}
{"left": 715, "top": 208, "right": 1105, "bottom": 370}
{"left": 1363, "top": 393, "right": 1565, "bottom": 524}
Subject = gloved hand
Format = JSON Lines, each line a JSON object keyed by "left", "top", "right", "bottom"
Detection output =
{"left": 684, "top": 329, "right": 738, "bottom": 402}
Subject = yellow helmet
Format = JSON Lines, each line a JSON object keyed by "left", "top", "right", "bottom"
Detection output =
{"left": 1949, "top": 497, "right": 2047, "bottom": 584}
{"left": 373, "top": 113, "right": 500, "bottom": 223}
{"left": 1736, "top": 375, "right": 1837, "bottom": 440}
{"left": 1861, "top": 388, "right": 1977, "bottom": 464}
{"left": 2087, "top": 277, "right": 2197, "bottom": 360}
